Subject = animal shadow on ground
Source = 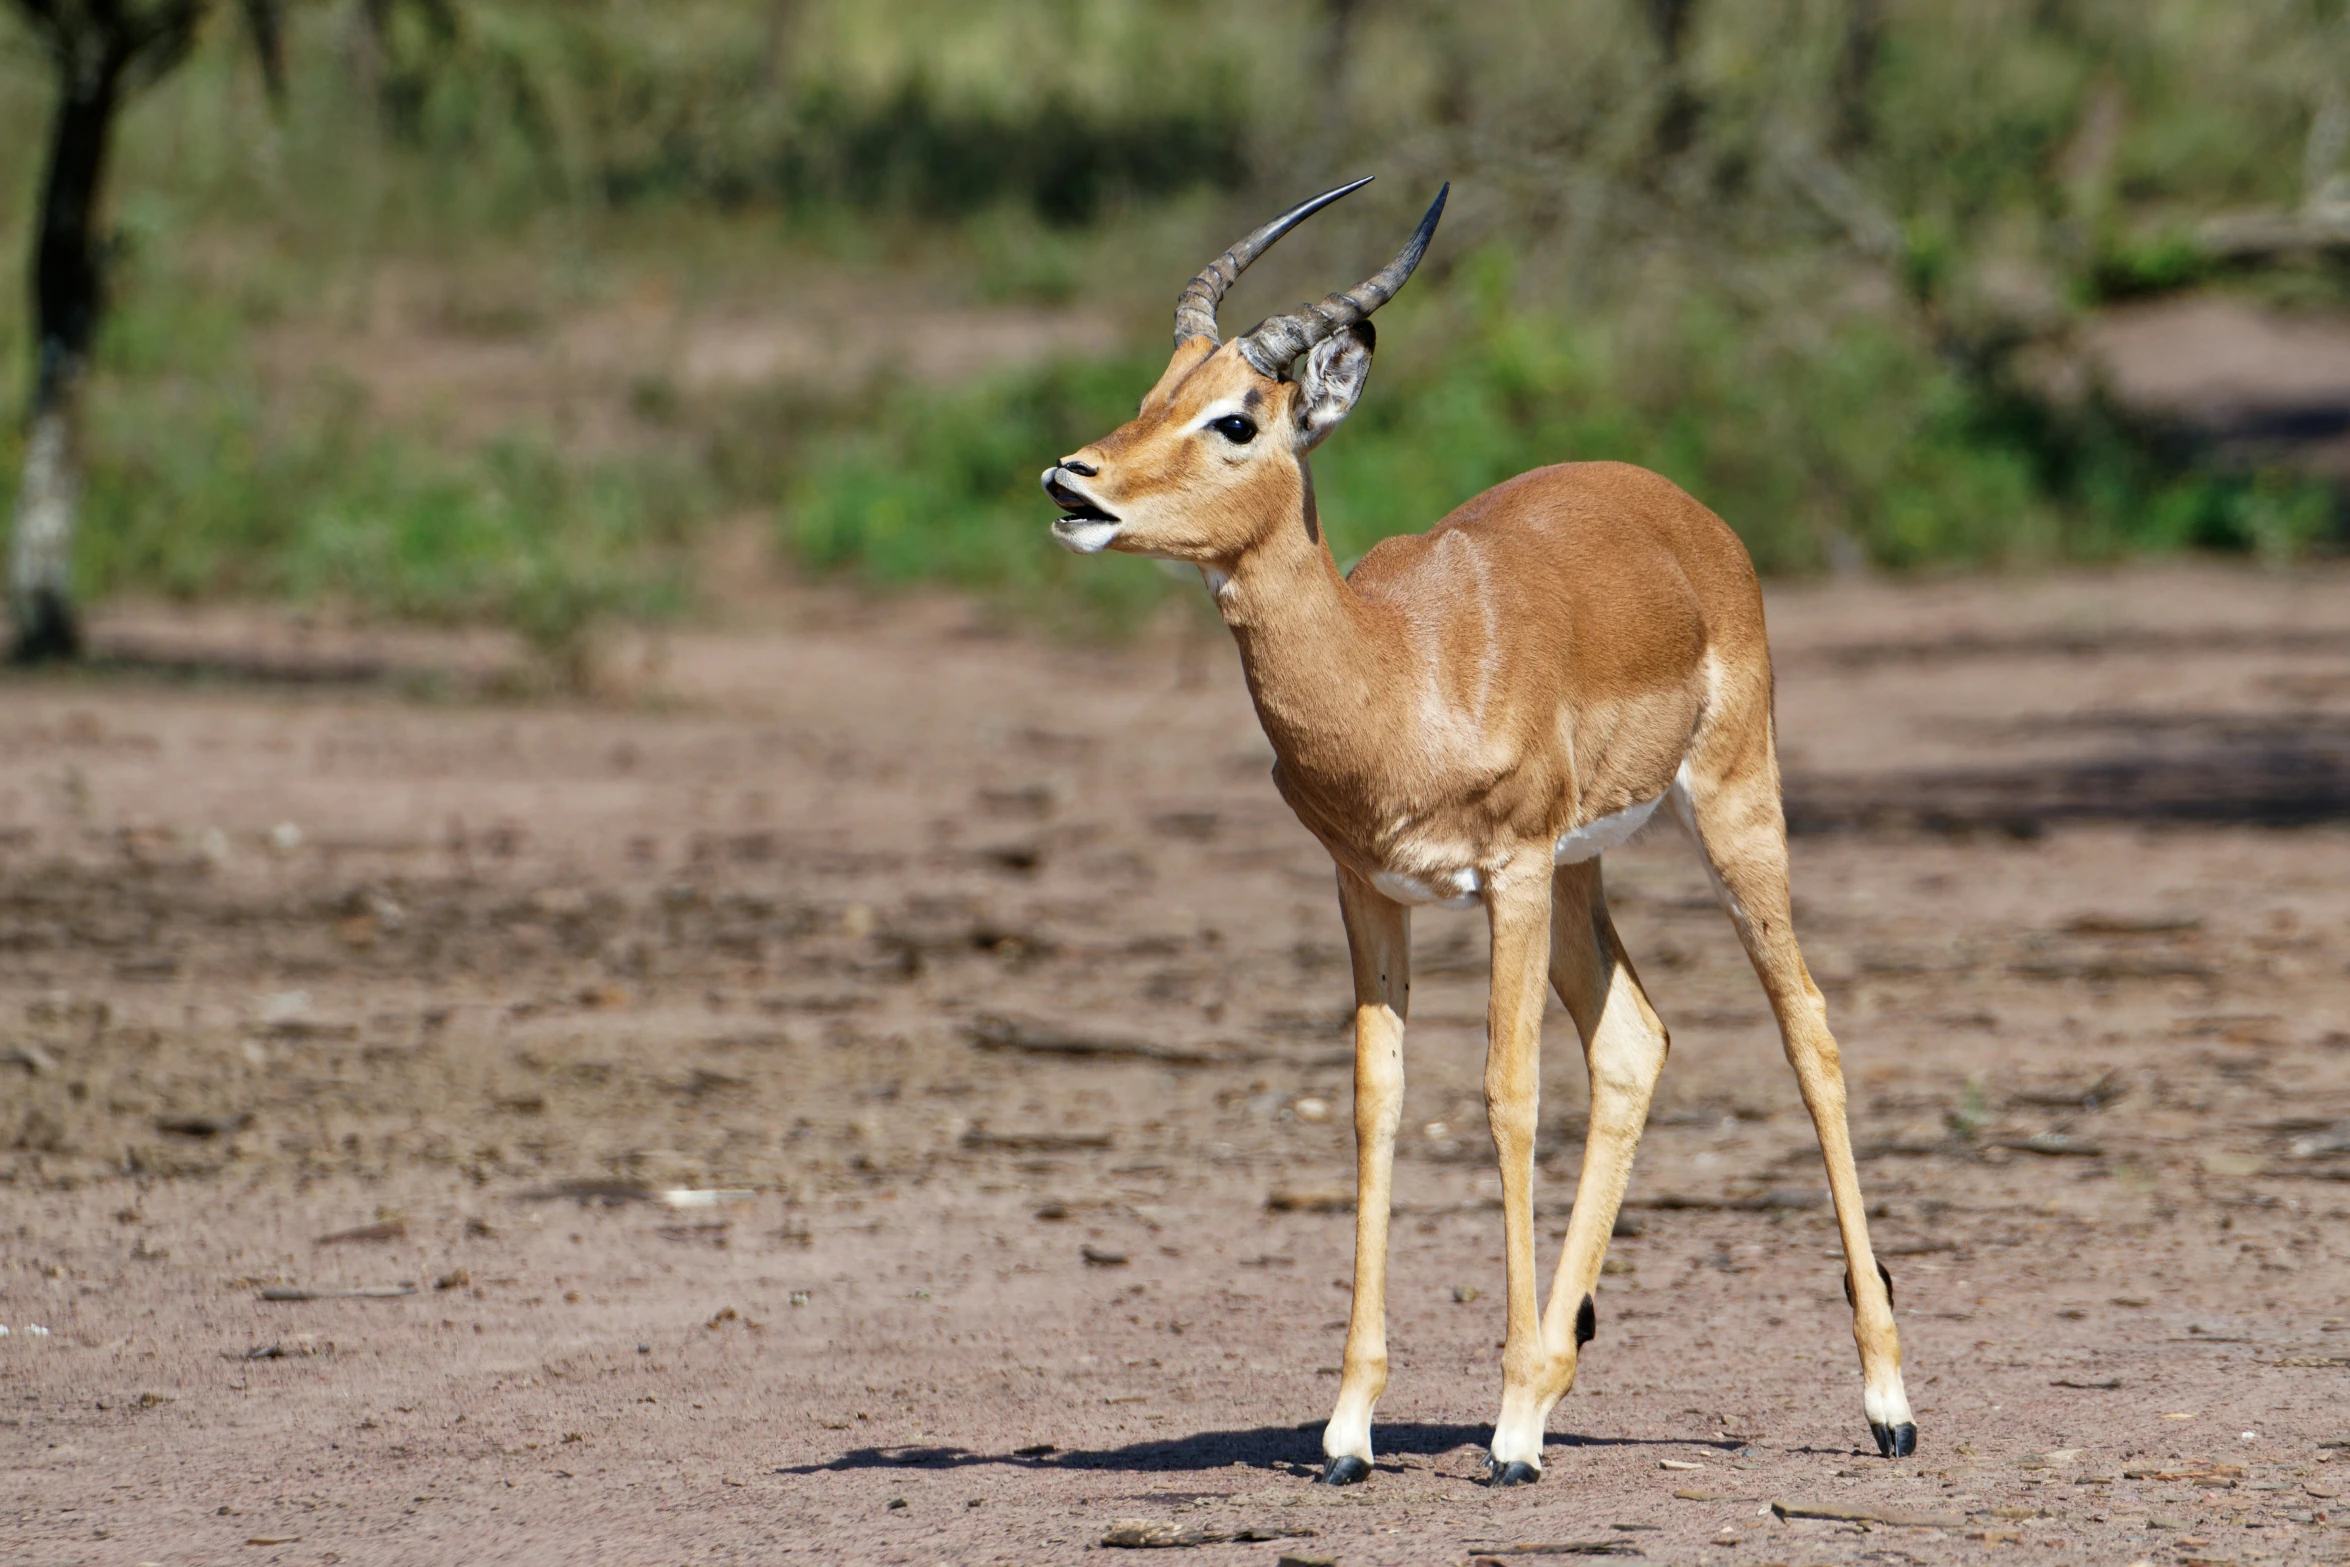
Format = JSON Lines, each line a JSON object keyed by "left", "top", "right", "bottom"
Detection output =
{"left": 780, "top": 1423, "right": 1742, "bottom": 1476}
{"left": 1786, "top": 712, "right": 2350, "bottom": 835}
{"left": 82, "top": 643, "right": 401, "bottom": 688}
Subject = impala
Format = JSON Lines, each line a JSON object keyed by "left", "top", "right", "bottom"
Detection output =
{"left": 1040, "top": 178, "right": 1913, "bottom": 1486}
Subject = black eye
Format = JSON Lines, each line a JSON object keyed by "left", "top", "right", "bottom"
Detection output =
{"left": 1208, "top": 414, "right": 1257, "bottom": 445}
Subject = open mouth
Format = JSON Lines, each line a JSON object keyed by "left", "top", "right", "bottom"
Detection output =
{"left": 1043, "top": 472, "right": 1119, "bottom": 527}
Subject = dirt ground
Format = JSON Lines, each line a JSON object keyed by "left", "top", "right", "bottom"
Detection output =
{"left": 5, "top": 561, "right": 2350, "bottom": 1567}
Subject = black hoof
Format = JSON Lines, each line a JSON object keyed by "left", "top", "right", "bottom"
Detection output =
{"left": 1489, "top": 1459, "right": 1541, "bottom": 1487}
{"left": 1318, "top": 1455, "right": 1371, "bottom": 1486}
{"left": 1870, "top": 1420, "right": 1917, "bottom": 1458}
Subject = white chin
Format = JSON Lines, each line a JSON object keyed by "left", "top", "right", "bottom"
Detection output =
{"left": 1052, "top": 520, "right": 1121, "bottom": 555}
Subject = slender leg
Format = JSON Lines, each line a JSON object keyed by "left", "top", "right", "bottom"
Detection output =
{"left": 1532, "top": 861, "right": 1671, "bottom": 1415}
{"left": 1482, "top": 852, "right": 1562, "bottom": 1482}
{"left": 1319, "top": 867, "right": 1410, "bottom": 1484}
{"left": 1674, "top": 759, "right": 1916, "bottom": 1458}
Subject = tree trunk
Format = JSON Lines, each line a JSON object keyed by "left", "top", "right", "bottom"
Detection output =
{"left": 1643, "top": 0, "right": 1703, "bottom": 160}
{"left": 1831, "top": 0, "right": 1883, "bottom": 153}
{"left": 9, "top": 370, "right": 86, "bottom": 662}
{"left": 10, "top": 51, "right": 123, "bottom": 662}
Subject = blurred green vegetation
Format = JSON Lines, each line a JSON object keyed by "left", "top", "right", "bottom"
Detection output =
{"left": 0, "top": 276, "right": 699, "bottom": 671}
{"left": 74, "top": 397, "right": 697, "bottom": 674}
{"left": 796, "top": 268, "right": 2334, "bottom": 628}
{"left": 1, "top": 0, "right": 2345, "bottom": 646}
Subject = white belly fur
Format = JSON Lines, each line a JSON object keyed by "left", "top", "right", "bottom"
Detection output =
{"left": 1553, "top": 789, "right": 1666, "bottom": 865}
{"left": 1369, "top": 790, "right": 1670, "bottom": 909}
{"left": 1372, "top": 868, "right": 1482, "bottom": 910}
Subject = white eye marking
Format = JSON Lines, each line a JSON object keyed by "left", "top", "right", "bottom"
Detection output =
{"left": 1192, "top": 399, "right": 1262, "bottom": 447}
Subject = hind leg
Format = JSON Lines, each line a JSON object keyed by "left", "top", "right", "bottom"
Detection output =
{"left": 1673, "top": 756, "right": 1915, "bottom": 1458}
{"left": 1481, "top": 851, "right": 1563, "bottom": 1482}
{"left": 1531, "top": 860, "right": 1671, "bottom": 1409}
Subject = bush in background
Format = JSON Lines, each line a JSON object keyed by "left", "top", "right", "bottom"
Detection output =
{"left": 791, "top": 243, "right": 2334, "bottom": 628}
{"left": 0, "top": 0, "right": 2343, "bottom": 648}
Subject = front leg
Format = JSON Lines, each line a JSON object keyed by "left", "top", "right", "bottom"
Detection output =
{"left": 1319, "top": 867, "right": 1409, "bottom": 1485}
{"left": 1482, "top": 852, "right": 1564, "bottom": 1483}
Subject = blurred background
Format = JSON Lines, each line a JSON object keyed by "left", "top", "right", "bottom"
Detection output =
{"left": 2, "top": 0, "right": 2347, "bottom": 669}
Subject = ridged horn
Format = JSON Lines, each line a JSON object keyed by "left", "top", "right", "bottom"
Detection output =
{"left": 1235, "top": 182, "right": 1447, "bottom": 378}
{"left": 1172, "top": 176, "right": 1375, "bottom": 348}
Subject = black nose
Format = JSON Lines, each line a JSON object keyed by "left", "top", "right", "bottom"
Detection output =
{"left": 1058, "top": 459, "right": 1098, "bottom": 477}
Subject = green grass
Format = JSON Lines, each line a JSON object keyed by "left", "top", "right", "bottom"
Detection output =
{"left": 786, "top": 355, "right": 1174, "bottom": 632}
{"left": 0, "top": 285, "right": 699, "bottom": 674}
{"left": 75, "top": 402, "right": 695, "bottom": 668}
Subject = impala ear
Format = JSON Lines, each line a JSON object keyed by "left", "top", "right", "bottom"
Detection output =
{"left": 1294, "top": 321, "right": 1375, "bottom": 451}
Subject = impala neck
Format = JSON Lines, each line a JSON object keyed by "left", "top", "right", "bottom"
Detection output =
{"left": 1210, "top": 461, "right": 1390, "bottom": 760}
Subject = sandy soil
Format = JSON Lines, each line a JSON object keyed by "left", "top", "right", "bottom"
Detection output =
{"left": 5, "top": 562, "right": 2350, "bottom": 1566}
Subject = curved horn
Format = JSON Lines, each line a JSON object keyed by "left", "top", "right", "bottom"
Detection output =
{"left": 1236, "top": 182, "right": 1448, "bottom": 378}
{"left": 1172, "top": 176, "right": 1375, "bottom": 348}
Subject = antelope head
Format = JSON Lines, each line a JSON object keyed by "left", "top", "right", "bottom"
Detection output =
{"left": 1042, "top": 178, "right": 1447, "bottom": 565}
